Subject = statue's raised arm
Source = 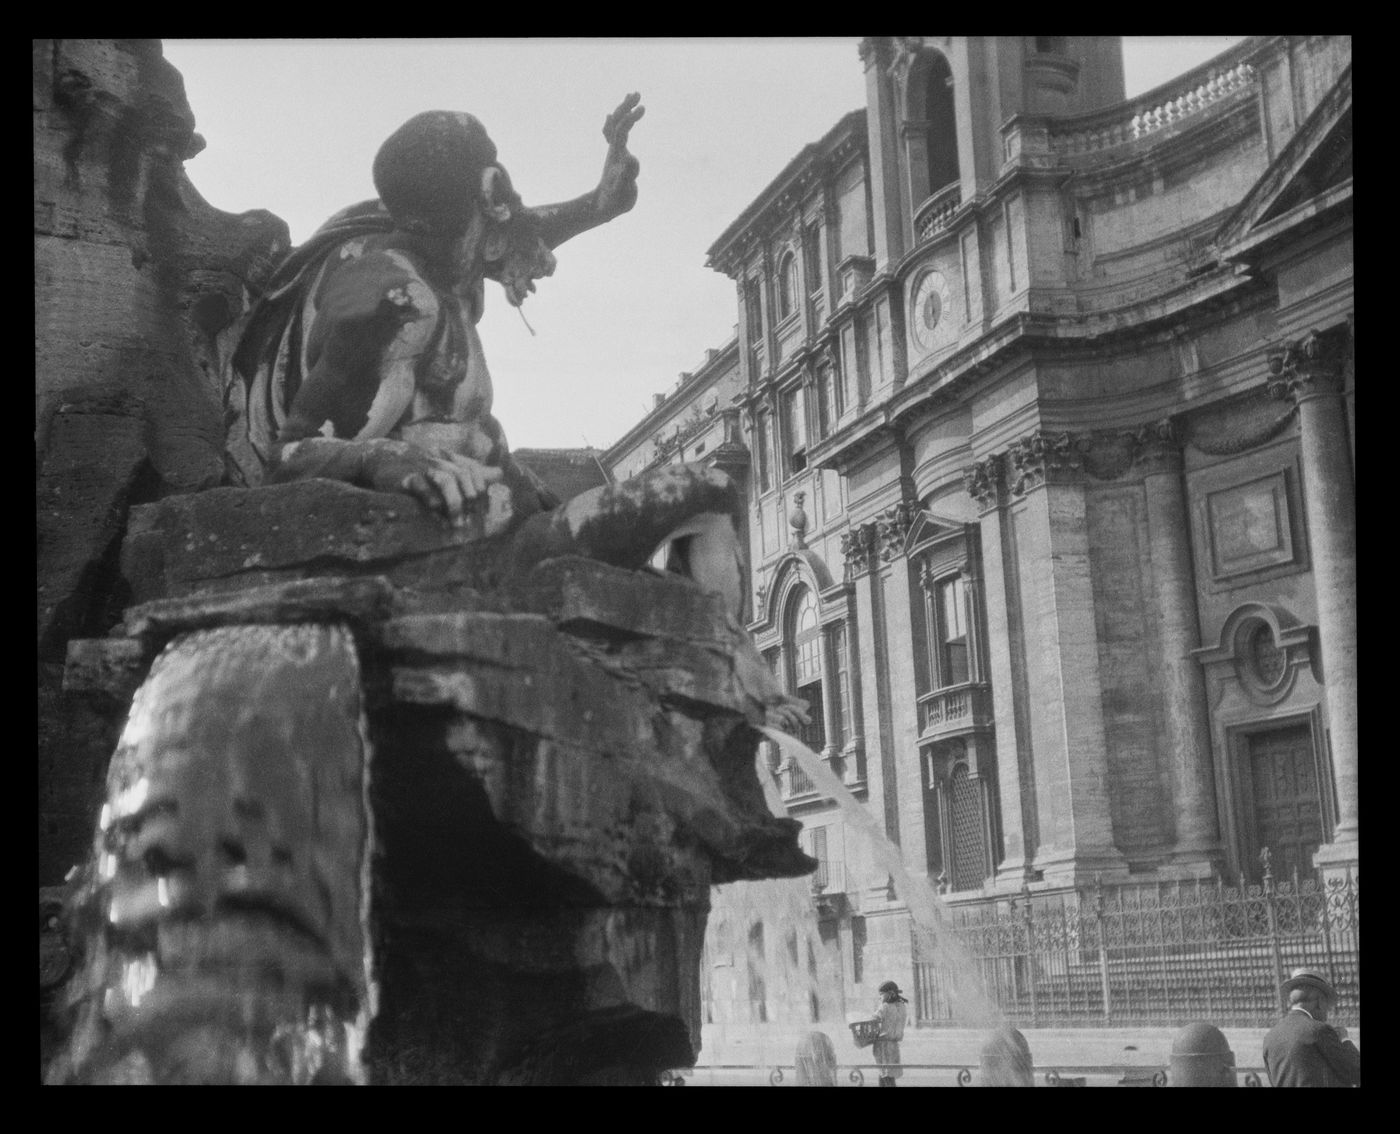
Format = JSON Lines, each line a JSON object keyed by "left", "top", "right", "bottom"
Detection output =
{"left": 526, "top": 92, "right": 645, "bottom": 250}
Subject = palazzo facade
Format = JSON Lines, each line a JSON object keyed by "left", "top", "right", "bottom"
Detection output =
{"left": 603, "top": 35, "right": 1354, "bottom": 1034}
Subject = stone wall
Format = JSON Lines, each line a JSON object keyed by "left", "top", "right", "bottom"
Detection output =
{"left": 36, "top": 38, "right": 288, "bottom": 884}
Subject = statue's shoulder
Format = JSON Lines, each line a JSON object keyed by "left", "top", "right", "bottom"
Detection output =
{"left": 313, "top": 240, "right": 442, "bottom": 330}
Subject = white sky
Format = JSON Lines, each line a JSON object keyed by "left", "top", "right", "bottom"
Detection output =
{"left": 164, "top": 36, "right": 1245, "bottom": 451}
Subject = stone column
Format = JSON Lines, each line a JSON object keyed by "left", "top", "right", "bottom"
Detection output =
{"left": 1005, "top": 431, "right": 1127, "bottom": 885}
{"left": 1135, "top": 421, "right": 1224, "bottom": 872}
{"left": 1269, "top": 328, "right": 1358, "bottom": 867}
{"left": 964, "top": 455, "right": 1036, "bottom": 885}
{"left": 843, "top": 524, "right": 889, "bottom": 838}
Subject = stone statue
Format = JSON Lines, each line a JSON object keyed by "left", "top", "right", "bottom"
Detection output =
{"left": 225, "top": 95, "right": 646, "bottom": 526}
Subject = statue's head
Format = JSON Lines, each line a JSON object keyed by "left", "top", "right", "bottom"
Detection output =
{"left": 373, "top": 111, "right": 554, "bottom": 305}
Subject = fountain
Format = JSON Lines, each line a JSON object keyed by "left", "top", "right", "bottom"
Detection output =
{"left": 761, "top": 728, "right": 1002, "bottom": 1026}
{"left": 39, "top": 49, "right": 999, "bottom": 1087}
{"left": 685, "top": 729, "right": 1005, "bottom": 1085}
{"left": 41, "top": 81, "right": 822, "bottom": 1085}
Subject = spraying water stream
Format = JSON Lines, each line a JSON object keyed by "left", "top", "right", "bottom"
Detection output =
{"left": 758, "top": 726, "right": 1003, "bottom": 1026}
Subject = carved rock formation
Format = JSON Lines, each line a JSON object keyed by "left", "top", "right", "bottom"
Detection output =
{"left": 51, "top": 482, "right": 813, "bottom": 1083}
{"left": 37, "top": 38, "right": 287, "bottom": 888}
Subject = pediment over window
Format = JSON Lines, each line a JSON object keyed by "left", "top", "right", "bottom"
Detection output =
{"left": 1215, "top": 65, "right": 1351, "bottom": 262}
{"left": 905, "top": 508, "right": 969, "bottom": 554}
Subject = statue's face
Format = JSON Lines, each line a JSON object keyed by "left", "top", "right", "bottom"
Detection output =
{"left": 466, "top": 163, "right": 557, "bottom": 307}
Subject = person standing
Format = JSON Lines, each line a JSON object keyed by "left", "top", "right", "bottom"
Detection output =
{"left": 1262, "top": 967, "right": 1360, "bottom": 1087}
{"left": 872, "top": 981, "right": 908, "bottom": 1087}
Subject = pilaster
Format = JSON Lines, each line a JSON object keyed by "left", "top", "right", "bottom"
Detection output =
{"left": 963, "top": 453, "right": 1037, "bottom": 885}
{"left": 874, "top": 501, "right": 930, "bottom": 884}
{"left": 844, "top": 523, "right": 893, "bottom": 853}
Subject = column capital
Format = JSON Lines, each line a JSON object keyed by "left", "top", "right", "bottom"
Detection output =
{"left": 963, "top": 453, "right": 1007, "bottom": 514}
{"left": 875, "top": 498, "right": 918, "bottom": 561}
{"left": 840, "top": 522, "right": 879, "bottom": 577}
{"left": 1131, "top": 418, "right": 1184, "bottom": 475}
{"left": 1267, "top": 325, "right": 1350, "bottom": 404}
{"left": 1006, "top": 429, "right": 1086, "bottom": 496}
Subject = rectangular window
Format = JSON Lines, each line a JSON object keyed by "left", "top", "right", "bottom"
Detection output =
{"left": 815, "top": 363, "right": 834, "bottom": 438}
{"left": 807, "top": 825, "right": 830, "bottom": 889}
{"left": 829, "top": 621, "right": 851, "bottom": 747}
{"left": 937, "top": 576, "right": 970, "bottom": 687}
{"left": 782, "top": 386, "right": 807, "bottom": 475}
{"left": 803, "top": 222, "right": 823, "bottom": 296}
{"left": 744, "top": 276, "right": 763, "bottom": 347}
{"left": 756, "top": 411, "right": 773, "bottom": 493}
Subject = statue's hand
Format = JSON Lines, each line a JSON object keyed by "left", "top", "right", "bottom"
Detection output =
{"left": 363, "top": 441, "right": 504, "bottom": 524}
{"left": 596, "top": 92, "right": 644, "bottom": 221}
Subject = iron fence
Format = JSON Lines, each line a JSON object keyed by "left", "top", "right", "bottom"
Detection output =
{"left": 913, "top": 857, "right": 1358, "bottom": 1028}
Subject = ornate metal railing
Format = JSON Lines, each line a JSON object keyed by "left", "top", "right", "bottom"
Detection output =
{"left": 915, "top": 181, "right": 963, "bottom": 242}
{"left": 1046, "top": 43, "right": 1258, "bottom": 157}
{"left": 913, "top": 855, "right": 1358, "bottom": 1028}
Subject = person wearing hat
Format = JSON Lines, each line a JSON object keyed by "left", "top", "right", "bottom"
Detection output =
{"left": 871, "top": 981, "right": 908, "bottom": 1087}
{"left": 1262, "top": 967, "right": 1360, "bottom": 1087}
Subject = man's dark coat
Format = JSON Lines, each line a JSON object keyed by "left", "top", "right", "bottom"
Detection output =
{"left": 1262, "top": 1008, "right": 1360, "bottom": 1087}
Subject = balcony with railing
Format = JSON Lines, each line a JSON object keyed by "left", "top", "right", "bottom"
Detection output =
{"left": 1002, "top": 39, "right": 1260, "bottom": 167}
{"left": 917, "top": 681, "right": 994, "bottom": 742}
{"left": 914, "top": 181, "right": 963, "bottom": 244}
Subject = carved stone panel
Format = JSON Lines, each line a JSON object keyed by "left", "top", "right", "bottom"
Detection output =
{"left": 1204, "top": 471, "right": 1298, "bottom": 580}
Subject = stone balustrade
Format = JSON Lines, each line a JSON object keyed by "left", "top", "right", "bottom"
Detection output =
{"left": 917, "top": 681, "right": 994, "bottom": 741}
{"left": 915, "top": 181, "right": 963, "bottom": 242}
{"left": 1048, "top": 52, "right": 1257, "bottom": 157}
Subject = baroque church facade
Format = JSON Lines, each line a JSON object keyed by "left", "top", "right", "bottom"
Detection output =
{"left": 603, "top": 35, "right": 1353, "bottom": 1034}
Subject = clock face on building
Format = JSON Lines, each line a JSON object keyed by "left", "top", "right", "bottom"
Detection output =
{"left": 911, "top": 269, "right": 955, "bottom": 353}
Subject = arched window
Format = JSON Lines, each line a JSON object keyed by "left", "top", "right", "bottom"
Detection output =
{"left": 778, "top": 251, "right": 799, "bottom": 321}
{"left": 921, "top": 53, "right": 959, "bottom": 196}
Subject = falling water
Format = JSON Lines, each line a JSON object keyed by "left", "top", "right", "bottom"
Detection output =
{"left": 48, "top": 624, "right": 376, "bottom": 1084}
{"left": 759, "top": 726, "right": 1002, "bottom": 1026}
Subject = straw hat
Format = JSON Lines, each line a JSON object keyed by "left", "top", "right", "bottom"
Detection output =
{"left": 1281, "top": 967, "right": 1338, "bottom": 1002}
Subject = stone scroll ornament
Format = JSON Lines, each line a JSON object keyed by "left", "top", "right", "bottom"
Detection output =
{"left": 50, "top": 96, "right": 814, "bottom": 1085}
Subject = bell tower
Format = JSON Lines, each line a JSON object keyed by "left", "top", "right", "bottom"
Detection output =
{"left": 861, "top": 36, "right": 1126, "bottom": 270}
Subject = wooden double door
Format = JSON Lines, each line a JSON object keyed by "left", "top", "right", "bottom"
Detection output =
{"left": 1240, "top": 722, "right": 1328, "bottom": 881}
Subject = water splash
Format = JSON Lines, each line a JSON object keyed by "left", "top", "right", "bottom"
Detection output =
{"left": 759, "top": 726, "right": 1002, "bottom": 1026}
